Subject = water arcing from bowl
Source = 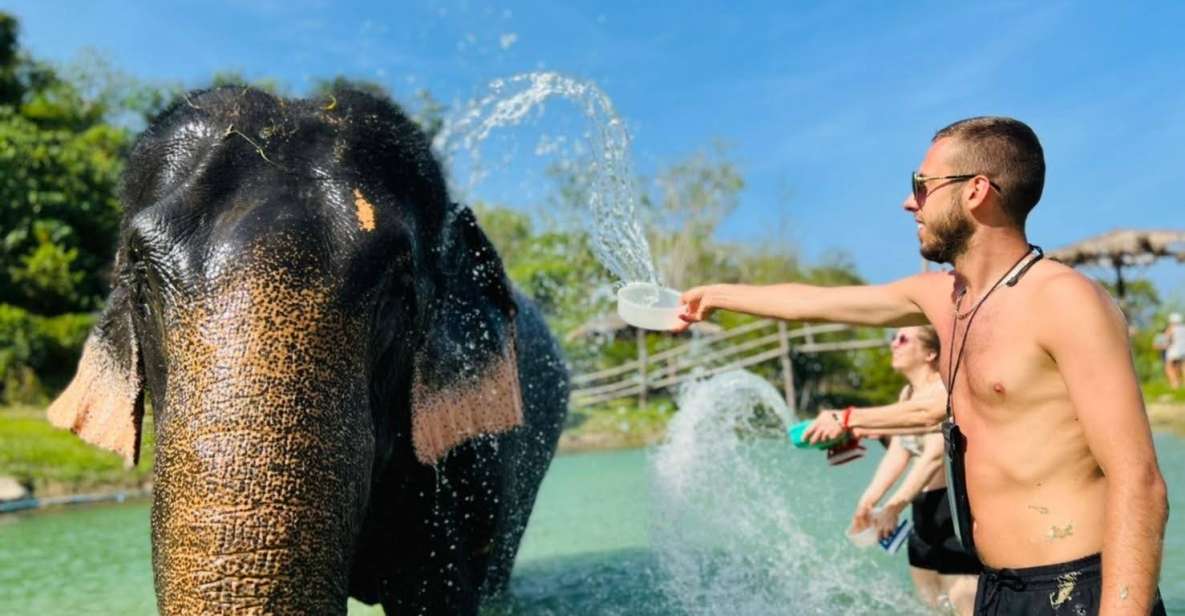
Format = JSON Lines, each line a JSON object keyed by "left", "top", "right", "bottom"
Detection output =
{"left": 434, "top": 75, "right": 925, "bottom": 612}
{"left": 434, "top": 72, "right": 660, "bottom": 287}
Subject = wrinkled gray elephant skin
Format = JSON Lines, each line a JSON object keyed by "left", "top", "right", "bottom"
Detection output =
{"left": 48, "top": 86, "right": 570, "bottom": 615}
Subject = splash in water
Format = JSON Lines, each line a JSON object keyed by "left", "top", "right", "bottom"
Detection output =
{"left": 434, "top": 72, "right": 659, "bottom": 286}
{"left": 649, "top": 370, "right": 926, "bottom": 615}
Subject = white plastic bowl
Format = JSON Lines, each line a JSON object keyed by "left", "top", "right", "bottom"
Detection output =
{"left": 617, "top": 282, "right": 683, "bottom": 331}
{"left": 846, "top": 524, "right": 879, "bottom": 549}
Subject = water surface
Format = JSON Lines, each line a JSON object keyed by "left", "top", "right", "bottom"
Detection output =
{"left": 2, "top": 435, "right": 1182, "bottom": 614}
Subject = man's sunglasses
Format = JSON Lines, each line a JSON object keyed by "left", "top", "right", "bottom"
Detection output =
{"left": 912, "top": 172, "right": 1001, "bottom": 205}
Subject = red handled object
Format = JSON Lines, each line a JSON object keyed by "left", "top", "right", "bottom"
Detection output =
{"left": 826, "top": 438, "right": 866, "bottom": 466}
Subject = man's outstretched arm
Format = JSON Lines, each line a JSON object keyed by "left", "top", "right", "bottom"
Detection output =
{"left": 674, "top": 272, "right": 946, "bottom": 332}
{"left": 1041, "top": 273, "right": 1168, "bottom": 616}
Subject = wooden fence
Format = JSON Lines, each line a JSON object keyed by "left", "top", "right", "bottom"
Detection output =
{"left": 570, "top": 320, "right": 887, "bottom": 410}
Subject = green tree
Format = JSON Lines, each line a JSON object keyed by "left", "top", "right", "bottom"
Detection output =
{"left": 1098, "top": 277, "right": 1161, "bottom": 329}
{"left": 0, "top": 14, "right": 128, "bottom": 315}
{"left": 0, "top": 13, "right": 23, "bottom": 106}
{"left": 642, "top": 143, "right": 744, "bottom": 291}
{"left": 1095, "top": 277, "right": 1173, "bottom": 384}
{"left": 473, "top": 203, "right": 613, "bottom": 345}
{"left": 0, "top": 13, "right": 130, "bottom": 400}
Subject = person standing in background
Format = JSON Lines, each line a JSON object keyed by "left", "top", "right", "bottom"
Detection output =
{"left": 1156, "top": 313, "right": 1185, "bottom": 390}
{"left": 842, "top": 326, "right": 980, "bottom": 615}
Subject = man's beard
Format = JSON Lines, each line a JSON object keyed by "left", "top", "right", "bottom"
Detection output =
{"left": 920, "top": 193, "right": 974, "bottom": 263}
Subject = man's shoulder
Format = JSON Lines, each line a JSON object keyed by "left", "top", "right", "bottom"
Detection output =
{"left": 1026, "top": 260, "right": 1112, "bottom": 306}
{"left": 1024, "top": 260, "right": 1126, "bottom": 338}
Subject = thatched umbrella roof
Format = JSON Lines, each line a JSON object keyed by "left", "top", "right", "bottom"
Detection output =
{"left": 565, "top": 313, "right": 723, "bottom": 342}
{"left": 1048, "top": 228, "right": 1185, "bottom": 297}
{"left": 1049, "top": 229, "right": 1185, "bottom": 266}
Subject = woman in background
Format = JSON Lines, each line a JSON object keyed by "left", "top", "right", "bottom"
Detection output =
{"left": 847, "top": 326, "right": 980, "bottom": 614}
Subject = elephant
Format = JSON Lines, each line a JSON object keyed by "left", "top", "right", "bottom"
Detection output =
{"left": 47, "top": 86, "right": 570, "bottom": 615}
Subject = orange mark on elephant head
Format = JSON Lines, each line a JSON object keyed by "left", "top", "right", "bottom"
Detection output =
{"left": 352, "top": 188, "right": 376, "bottom": 232}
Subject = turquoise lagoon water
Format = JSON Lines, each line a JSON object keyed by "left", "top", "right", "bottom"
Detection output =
{"left": 2, "top": 435, "right": 1183, "bottom": 614}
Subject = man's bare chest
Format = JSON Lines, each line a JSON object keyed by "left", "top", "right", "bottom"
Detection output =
{"left": 938, "top": 301, "right": 1056, "bottom": 416}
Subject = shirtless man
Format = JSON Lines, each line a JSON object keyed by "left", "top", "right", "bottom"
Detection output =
{"left": 675, "top": 117, "right": 1168, "bottom": 615}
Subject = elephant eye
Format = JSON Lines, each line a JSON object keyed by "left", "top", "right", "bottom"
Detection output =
{"left": 128, "top": 242, "right": 147, "bottom": 273}
{"left": 123, "top": 241, "right": 152, "bottom": 302}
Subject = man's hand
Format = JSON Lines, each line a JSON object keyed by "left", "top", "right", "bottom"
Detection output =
{"left": 674, "top": 285, "right": 720, "bottom": 333}
{"left": 804, "top": 410, "right": 846, "bottom": 444}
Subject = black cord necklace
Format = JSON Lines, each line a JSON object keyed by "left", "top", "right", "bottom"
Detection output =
{"left": 945, "top": 245, "right": 1043, "bottom": 419}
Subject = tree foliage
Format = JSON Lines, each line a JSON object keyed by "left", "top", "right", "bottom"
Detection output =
{"left": 0, "top": 13, "right": 134, "bottom": 401}
{"left": 643, "top": 143, "right": 745, "bottom": 291}
{"left": 473, "top": 203, "right": 614, "bottom": 346}
{"left": 0, "top": 16, "right": 128, "bottom": 315}
{"left": 0, "top": 108, "right": 127, "bottom": 313}
{"left": 1095, "top": 277, "right": 1183, "bottom": 384}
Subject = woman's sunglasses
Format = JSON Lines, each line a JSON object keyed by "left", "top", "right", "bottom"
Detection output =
{"left": 912, "top": 172, "right": 1002, "bottom": 206}
{"left": 891, "top": 332, "right": 910, "bottom": 346}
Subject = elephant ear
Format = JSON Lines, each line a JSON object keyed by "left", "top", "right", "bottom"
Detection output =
{"left": 410, "top": 207, "right": 523, "bottom": 465}
{"left": 47, "top": 285, "right": 145, "bottom": 466}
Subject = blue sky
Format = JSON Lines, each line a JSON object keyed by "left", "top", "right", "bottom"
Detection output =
{"left": 7, "top": 0, "right": 1185, "bottom": 300}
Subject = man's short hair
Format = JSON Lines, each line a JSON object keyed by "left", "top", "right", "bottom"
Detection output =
{"left": 933, "top": 117, "right": 1045, "bottom": 228}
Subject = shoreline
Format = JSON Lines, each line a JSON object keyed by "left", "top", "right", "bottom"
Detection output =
{"left": 556, "top": 427, "right": 664, "bottom": 454}
{"left": 0, "top": 486, "right": 152, "bottom": 514}
{"left": 4, "top": 404, "right": 1182, "bottom": 515}
{"left": 0, "top": 431, "right": 650, "bottom": 515}
{"left": 1148, "top": 403, "right": 1185, "bottom": 435}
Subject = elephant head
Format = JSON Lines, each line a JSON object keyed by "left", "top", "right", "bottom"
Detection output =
{"left": 47, "top": 86, "right": 566, "bottom": 614}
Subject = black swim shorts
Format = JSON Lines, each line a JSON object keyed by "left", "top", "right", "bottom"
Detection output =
{"left": 975, "top": 553, "right": 1167, "bottom": 615}
{"left": 907, "top": 487, "right": 982, "bottom": 575}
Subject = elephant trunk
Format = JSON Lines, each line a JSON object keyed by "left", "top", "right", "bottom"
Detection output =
{"left": 150, "top": 267, "right": 375, "bottom": 614}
